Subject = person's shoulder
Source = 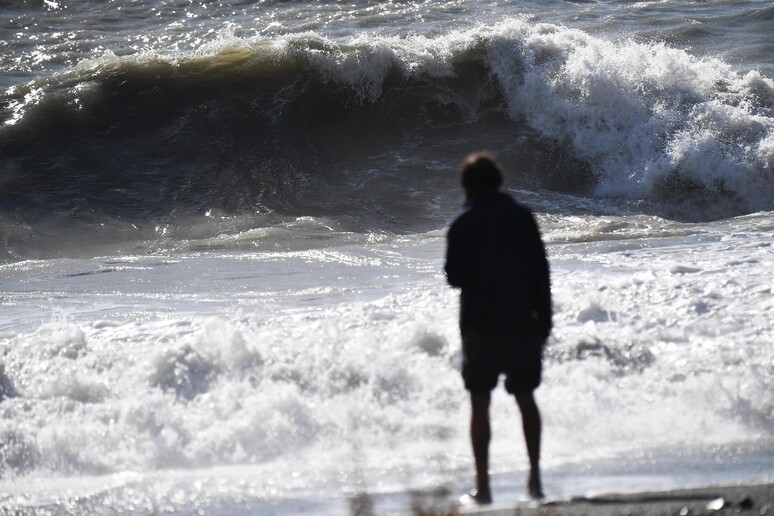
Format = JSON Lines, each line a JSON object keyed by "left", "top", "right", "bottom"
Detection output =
{"left": 498, "top": 192, "right": 534, "bottom": 217}
{"left": 448, "top": 206, "right": 474, "bottom": 232}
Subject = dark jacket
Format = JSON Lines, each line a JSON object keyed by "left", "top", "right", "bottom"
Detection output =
{"left": 445, "top": 192, "right": 552, "bottom": 341}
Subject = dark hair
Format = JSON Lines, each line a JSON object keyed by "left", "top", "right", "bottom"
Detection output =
{"left": 460, "top": 152, "right": 503, "bottom": 196}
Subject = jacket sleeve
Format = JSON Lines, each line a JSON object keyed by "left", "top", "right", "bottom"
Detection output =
{"left": 444, "top": 220, "right": 469, "bottom": 289}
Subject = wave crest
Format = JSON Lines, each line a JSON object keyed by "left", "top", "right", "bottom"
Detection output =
{"left": 1, "top": 19, "right": 772, "bottom": 233}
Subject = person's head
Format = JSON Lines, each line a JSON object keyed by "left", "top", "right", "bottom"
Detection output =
{"left": 460, "top": 152, "right": 503, "bottom": 203}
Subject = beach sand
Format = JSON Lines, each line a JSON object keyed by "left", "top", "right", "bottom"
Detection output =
{"left": 400, "top": 483, "right": 773, "bottom": 516}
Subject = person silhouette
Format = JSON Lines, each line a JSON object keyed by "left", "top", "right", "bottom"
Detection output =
{"left": 445, "top": 152, "right": 552, "bottom": 504}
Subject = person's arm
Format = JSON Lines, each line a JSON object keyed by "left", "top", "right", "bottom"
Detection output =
{"left": 445, "top": 220, "right": 469, "bottom": 289}
{"left": 529, "top": 214, "right": 552, "bottom": 341}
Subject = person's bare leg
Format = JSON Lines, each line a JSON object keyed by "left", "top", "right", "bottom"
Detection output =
{"left": 515, "top": 392, "right": 543, "bottom": 498}
{"left": 470, "top": 392, "right": 492, "bottom": 503}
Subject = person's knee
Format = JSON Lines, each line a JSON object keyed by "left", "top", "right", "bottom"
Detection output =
{"left": 471, "top": 393, "right": 491, "bottom": 417}
{"left": 515, "top": 393, "right": 539, "bottom": 413}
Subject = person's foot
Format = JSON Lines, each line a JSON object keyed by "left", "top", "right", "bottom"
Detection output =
{"left": 458, "top": 488, "right": 493, "bottom": 506}
{"left": 528, "top": 474, "right": 544, "bottom": 499}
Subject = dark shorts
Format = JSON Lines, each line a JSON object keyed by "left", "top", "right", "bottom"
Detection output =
{"left": 461, "top": 332, "right": 542, "bottom": 395}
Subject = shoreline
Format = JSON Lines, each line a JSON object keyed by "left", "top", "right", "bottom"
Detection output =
{"left": 448, "top": 483, "right": 773, "bottom": 516}
{"left": 1, "top": 473, "right": 771, "bottom": 514}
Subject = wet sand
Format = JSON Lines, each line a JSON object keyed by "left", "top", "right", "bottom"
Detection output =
{"left": 396, "top": 483, "right": 774, "bottom": 515}
{"left": 453, "top": 483, "right": 773, "bottom": 516}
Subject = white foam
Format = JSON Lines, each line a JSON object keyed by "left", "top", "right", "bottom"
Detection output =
{"left": 1, "top": 214, "right": 773, "bottom": 510}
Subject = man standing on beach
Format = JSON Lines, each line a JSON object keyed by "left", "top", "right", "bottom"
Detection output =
{"left": 445, "top": 153, "right": 552, "bottom": 504}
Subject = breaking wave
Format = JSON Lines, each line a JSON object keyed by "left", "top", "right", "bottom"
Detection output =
{"left": 1, "top": 19, "right": 772, "bottom": 254}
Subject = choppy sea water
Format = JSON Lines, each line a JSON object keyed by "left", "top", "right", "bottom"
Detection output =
{"left": 1, "top": 1, "right": 773, "bottom": 514}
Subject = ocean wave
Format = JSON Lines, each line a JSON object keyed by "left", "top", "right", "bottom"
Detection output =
{"left": 740, "top": 2, "right": 774, "bottom": 22}
{"left": 1, "top": 19, "right": 772, "bottom": 230}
